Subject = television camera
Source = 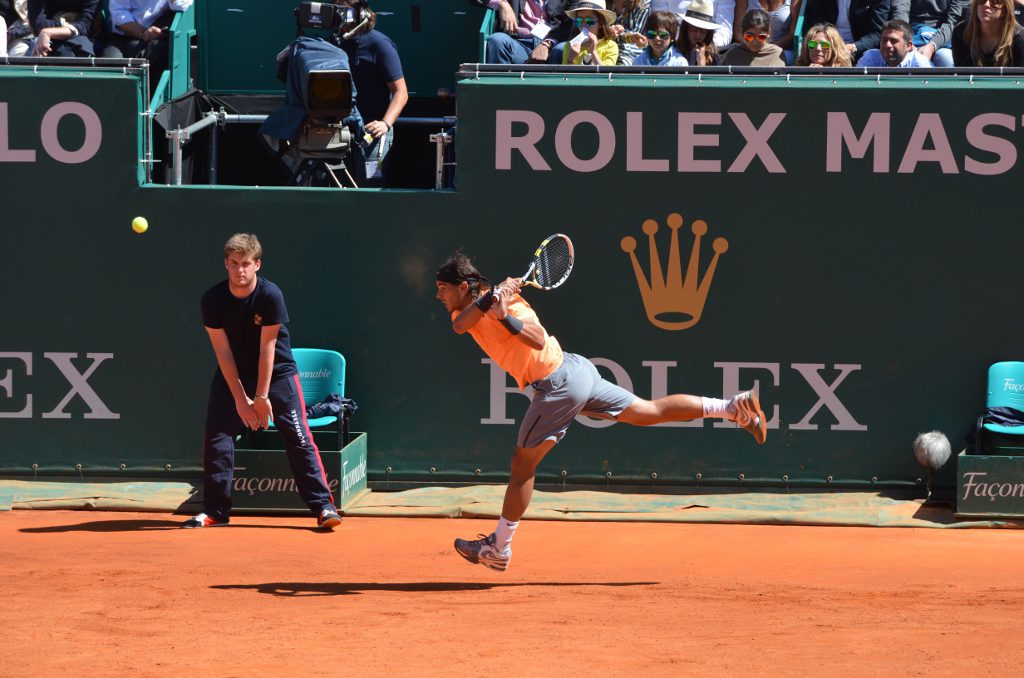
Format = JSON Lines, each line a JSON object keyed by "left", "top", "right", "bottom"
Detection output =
{"left": 260, "top": 2, "right": 372, "bottom": 187}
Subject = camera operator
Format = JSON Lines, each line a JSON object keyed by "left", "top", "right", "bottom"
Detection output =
{"left": 337, "top": 0, "right": 408, "bottom": 186}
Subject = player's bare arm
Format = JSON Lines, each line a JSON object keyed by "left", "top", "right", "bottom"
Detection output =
{"left": 252, "top": 324, "right": 280, "bottom": 427}
{"left": 446, "top": 279, "right": 493, "bottom": 334}
{"left": 489, "top": 280, "right": 548, "bottom": 350}
{"left": 205, "top": 327, "right": 262, "bottom": 430}
{"left": 451, "top": 298, "right": 488, "bottom": 334}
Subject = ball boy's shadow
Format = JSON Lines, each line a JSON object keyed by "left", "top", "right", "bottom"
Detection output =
{"left": 20, "top": 519, "right": 315, "bottom": 533}
{"left": 212, "top": 581, "right": 659, "bottom": 597}
{"left": 20, "top": 519, "right": 187, "bottom": 533}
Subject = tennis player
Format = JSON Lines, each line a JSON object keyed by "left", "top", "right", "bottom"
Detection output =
{"left": 435, "top": 251, "right": 767, "bottom": 571}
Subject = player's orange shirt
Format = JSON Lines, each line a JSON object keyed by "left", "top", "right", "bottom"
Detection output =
{"left": 454, "top": 295, "right": 564, "bottom": 390}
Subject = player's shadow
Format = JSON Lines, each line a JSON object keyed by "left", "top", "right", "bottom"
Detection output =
{"left": 211, "top": 581, "right": 658, "bottom": 597}
{"left": 19, "top": 519, "right": 316, "bottom": 533}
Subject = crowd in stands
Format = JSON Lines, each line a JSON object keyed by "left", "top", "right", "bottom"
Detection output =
{"left": 484, "top": 0, "right": 1024, "bottom": 67}
{"left": 1, "top": 0, "right": 191, "bottom": 62}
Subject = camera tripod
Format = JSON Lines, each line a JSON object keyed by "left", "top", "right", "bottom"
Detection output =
{"left": 289, "top": 156, "right": 358, "bottom": 188}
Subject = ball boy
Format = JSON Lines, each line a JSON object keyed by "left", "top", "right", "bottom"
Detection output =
{"left": 183, "top": 233, "right": 341, "bottom": 529}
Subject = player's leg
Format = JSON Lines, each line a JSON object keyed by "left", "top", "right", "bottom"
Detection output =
{"left": 271, "top": 374, "right": 341, "bottom": 529}
{"left": 453, "top": 439, "right": 558, "bottom": 572}
{"left": 185, "top": 375, "right": 242, "bottom": 527}
{"left": 571, "top": 355, "right": 767, "bottom": 443}
{"left": 617, "top": 392, "right": 767, "bottom": 444}
{"left": 455, "top": 354, "right": 594, "bottom": 571}
{"left": 615, "top": 394, "right": 704, "bottom": 424}
{"left": 503, "top": 440, "right": 557, "bottom": 521}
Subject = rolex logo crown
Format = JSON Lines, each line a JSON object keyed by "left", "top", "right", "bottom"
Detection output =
{"left": 620, "top": 213, "right": 728, "bottom": 331}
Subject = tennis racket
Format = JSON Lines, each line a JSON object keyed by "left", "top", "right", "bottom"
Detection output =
{"left": 491, "top": 233, "right": 574, "bottom": 304}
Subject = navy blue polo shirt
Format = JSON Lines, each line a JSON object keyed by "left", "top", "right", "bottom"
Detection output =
{"left": 342, "top": 29, "right": 403, "bottom": 124}
{"left": 201, "top": 278, "right": 297, "bottom": 380}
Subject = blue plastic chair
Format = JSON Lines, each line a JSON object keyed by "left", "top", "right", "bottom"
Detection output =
{"left": 978, "top": 361, "right": 1024, "bottom": 453}
{"left": 478, "top": 7, "right": 495, "bottom": 63}
{"left": 792, "top": 0, "right": 808, "bottom": 57}
{"left": 267, "top": 348, "right": 349, "bottom": 449}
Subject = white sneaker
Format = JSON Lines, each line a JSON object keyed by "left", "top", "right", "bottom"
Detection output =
{"left": 453, "top": 533, "right": 511, "bottom": 572}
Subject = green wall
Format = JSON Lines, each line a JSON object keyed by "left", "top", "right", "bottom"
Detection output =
{"left": 2, "top": 69, "right": 1022, "bottom": 491}
{"left": 198, "top": 0, "right": 483, "bottom": 96}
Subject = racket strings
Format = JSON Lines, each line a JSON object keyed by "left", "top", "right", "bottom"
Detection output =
{"left": 534, "top": 237, "right": 573, "bottom": 288}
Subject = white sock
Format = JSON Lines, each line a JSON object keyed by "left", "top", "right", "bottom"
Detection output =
{"left": 493, "top": 516, "right": 519, "bottom": 554}
{"left": 702, "top": 396, "right": 736, "bottom": 420}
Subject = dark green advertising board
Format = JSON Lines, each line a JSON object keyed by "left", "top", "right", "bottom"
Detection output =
{"left": 1, "top": 68, "right": 1023, "bottom": 491}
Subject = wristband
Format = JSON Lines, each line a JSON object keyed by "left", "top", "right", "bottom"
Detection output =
{"left": 500, "top": 314, "right": 523, "bottom": 334}
{"left": 254, "top": 395, "right": 269, "bottom": 401}
{"left": 474, "top": 294, "right": 495, "bottom": 313}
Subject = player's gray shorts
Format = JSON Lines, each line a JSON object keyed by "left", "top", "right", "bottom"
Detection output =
{"left": 517, "top": 352, "right": 637, "bottom": 449}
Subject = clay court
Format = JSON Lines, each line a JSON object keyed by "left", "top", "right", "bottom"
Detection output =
{"left": 4, "top": 510, "right": 1023, "bottom": 677}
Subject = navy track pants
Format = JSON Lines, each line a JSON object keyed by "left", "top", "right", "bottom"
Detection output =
{"left": 202, "top": 372, "right": 335, "bottom": 520}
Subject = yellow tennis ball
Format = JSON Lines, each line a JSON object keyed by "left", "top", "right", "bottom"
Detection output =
{"left": 131, "top": 216, "right": 148, "bottom": 234}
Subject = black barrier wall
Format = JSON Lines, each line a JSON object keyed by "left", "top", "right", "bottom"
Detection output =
{"left": 1, "top": 68, "right": 1022, "bottom": 490}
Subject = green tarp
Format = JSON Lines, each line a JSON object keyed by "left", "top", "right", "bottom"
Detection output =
{"left": 3, "top": 481, "right": 1022, "bottom": 528}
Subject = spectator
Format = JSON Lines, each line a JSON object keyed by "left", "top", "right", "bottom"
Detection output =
{"left": 677, "top": 0, "right": 722, "bottom": 63}
{"left": 99, "top": 0, "right": 192, "bottom": 86}
{"left": 952, "top": 0, "right": 1024, "bottom": 64}
{"left": 891, "top": 0, "right": 967, "bottom": 66}
{"left": 27, "top": 0, "right": 99, "bottom": 56}
{"left": 651, "top": 0, "right": 739, "bottom": 48}
{"left": 563, "top": 0, "right": 620, "bottom": 64}
{"left": 796, "top": 21, "right": 854, "bottom": 63}
{"left": 715, "top": 0, "right": 741, "bottom": 46}
{"left": 484, "top": 0, "right": 571, "bottom": 64}
{"left": 610, "top": 0, "right": 652, "bottom": 64}
{"left": 629, "top": 9, "right": 689, "bottom": 62}
{"left": 857, "top": 17, "right": 935, "bottom": 63}
{"left": 759, "top": 0, "right": 797, "bottom": 62}
{"left": 721, "top": 8, "right": 786, "bottom": 62}
{"left": 2, "top": 0, "right": 32, "bottom": 55}
{"left": 338, "top": 0, "right": 408, "bottom": 186}
{"left": 802, "top": 0, "right": 889, "bottom": 62}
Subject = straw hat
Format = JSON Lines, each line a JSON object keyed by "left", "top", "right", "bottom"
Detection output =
{"left": 565, "top": 0, "right": 617, "bottom": 26}
{"left": 682, "top": 0, "right": 721, "bottom": 31}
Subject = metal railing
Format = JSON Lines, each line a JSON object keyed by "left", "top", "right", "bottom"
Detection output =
{"left": 164, "top": 112, "right": 457, "bottom": 189}
{"left": 458, "top": 62, "right": 1024, "bottom": 79}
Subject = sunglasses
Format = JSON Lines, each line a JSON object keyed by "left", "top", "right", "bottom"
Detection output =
{"left": 743, "top": 32, "right": 769, "bottom": 43}
{"left": 807, "top": 39, "right": 832, "bottom": 50}
{"left": 646, "top": 30, "right": 672, "bottom": 39}
{"left": 574, "top": 17, "right": 599, "bottom": 26}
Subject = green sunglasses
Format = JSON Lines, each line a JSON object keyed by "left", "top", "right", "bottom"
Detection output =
{"left": 807, "top": 39, "right": 832, "bottom": 50}
{"left": 574, "top": 17, "right": 599, "bottom": 26}
{"left": 646, "top": 30, "right": 672, "bottom": 39}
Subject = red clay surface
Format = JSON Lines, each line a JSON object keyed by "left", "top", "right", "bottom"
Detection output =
{"left": 3, "top": 510, "right": 1024, "bottom": 677}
